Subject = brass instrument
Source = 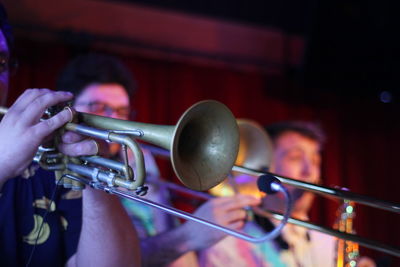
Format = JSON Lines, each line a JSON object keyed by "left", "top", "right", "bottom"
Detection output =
{"left": 235, "top": 119, "right": 273, "bottom": 171}
{"left": 334, "top": 200, "right": 359, "bottom": 267}
{"left": 145, "top": 119, "right": 400, "bottom": 257}
{"left": 143, "top": 118, "right": 274, "bottom": 198}
{"left": 1, "top": 100, "right": 239, "bottom": 192}
{"left": 0, "top": 101, "right": 290, "bottom": 243}
{"left": 210, "top": 119, "right": 273, "bottom": 198}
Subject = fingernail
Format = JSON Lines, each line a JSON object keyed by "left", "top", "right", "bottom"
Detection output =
{"left": 92, "top": 140, "right": 99, "bottom": 155}
{"left": 63, "top": 106, "right": 74, "bottom": 122}
{"left": 60, "top": 91, "right": 73, "bottom": 96}
{"left": 62, "top": 131, "right": 74, "bottom": 143}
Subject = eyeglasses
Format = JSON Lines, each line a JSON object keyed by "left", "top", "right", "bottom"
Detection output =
{"left": 76, "top": 101, "right": 131, "bottom": 118}
{"left": 0, "top": 52, "right": 18, "bottom": 75}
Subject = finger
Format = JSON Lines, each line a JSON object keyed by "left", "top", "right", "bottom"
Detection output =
{"left": 11, "top": 88, "right": 50, "bottom": 108}
{"left": 227, "top": 220, "right": 245, "bottom": 230}
{"left": 203, "top": 196, "right": 256, "bottom": 213}
{"left": 58, "top": 139, "right": 98, "bottom": 156}
{"left": 221, "top": 195, "right": 261, "bottom": 211}
{"left": 32, "top": 109, "right": 72, "bottom": 138}
{"left": 223, "top": 209, "right": 247, "bottom": 224}
{"left": 6, "top": 89, "right": 50, "bottom": 116}
{"left": 21, "top": 91, "right": 74, "bottom": 125}
{"left": 61, "top": 131, "right": 85, "bottom": 143}
{"left": 208, "top": 196, "right": 239, "bottom": 206}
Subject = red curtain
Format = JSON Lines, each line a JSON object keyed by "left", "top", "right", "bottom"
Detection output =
{"left": 9, "top": 39, "right": 400, "bottom": 265}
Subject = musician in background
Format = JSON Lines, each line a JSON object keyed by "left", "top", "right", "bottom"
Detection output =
{"left": 263, "top": 122, "right": 375, "bottom": 267}
{"left": 197, "top": 121, "right": 332, "bottom": 267}
{"left": 57, "top": 52, "right": 261, "bottom": 266}
{"left": 263, "top": 121, "right": 336, "bottom": 266}
{"left": 56, "top": 53, "right": 170, "bottom": 238}
{"left": 200, "top": 121, "right": 376, "bottom": 267}
{"left": 0, "top": 5, "right": 140, "bottom": 265}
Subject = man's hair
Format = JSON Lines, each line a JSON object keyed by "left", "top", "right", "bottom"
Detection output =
{"left": 265, "top": 121, "right": 326, "bottom": 145}
{"left": 0, "top": 4, "right": 14, "bottom": 54}
{"left": 56, "top": 53, "right": 136, "bottom": 97}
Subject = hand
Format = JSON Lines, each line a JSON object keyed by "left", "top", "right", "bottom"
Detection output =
{"left": 182, "top": 194, "right": 261, "bottom": 251}
{"left": 0, "top": 89, "right": 74, "bottom": 183}
{"left": 58, "top": 131, "right": 103, "bottom": 157}
{"left": 358, "top": 256, "right": 376, "bottom": 267}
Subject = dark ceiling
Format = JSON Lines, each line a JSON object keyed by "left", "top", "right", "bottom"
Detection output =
{"left": 104, "top": 0, "right": 400, "bottom": 103}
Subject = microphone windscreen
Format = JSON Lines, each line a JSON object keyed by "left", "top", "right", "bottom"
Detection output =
{"left": 257, "top": 174, "right": 281, "bottom": 194}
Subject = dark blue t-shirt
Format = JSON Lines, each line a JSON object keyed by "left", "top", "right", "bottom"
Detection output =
{"left": 0, "top": 165, "right": 82, "bottom": 267}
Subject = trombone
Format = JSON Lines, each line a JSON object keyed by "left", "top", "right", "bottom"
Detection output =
{"left": 145, "top": 119, "right": 400, "bottom": 257}
{"left": 0, "top": 100, "right": 291, "bottom": 243}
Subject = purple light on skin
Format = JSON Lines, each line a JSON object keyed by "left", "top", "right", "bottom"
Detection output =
{"left": 380, "top": 91, "right": 392, "bottom": 103}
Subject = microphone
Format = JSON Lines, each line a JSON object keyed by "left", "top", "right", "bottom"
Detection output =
{"left": 257, "top": 174, "right": 281, "bottom": 194}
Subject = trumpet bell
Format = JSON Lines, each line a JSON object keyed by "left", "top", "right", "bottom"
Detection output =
{"left": 78, "top": 100, "right": 239, "bottom": 191}
{"left": 172, "top": 100, "right": 239, "bottom": 191}
{"left": 235, "top": 119, "right": 273, "bottom": 171}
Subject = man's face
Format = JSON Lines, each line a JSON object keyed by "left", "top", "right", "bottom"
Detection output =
{"left": 0, "top": 29, "right": 9, "bottom": 106}
{"left": 74, "top": 83, "right": 130, "bottom": 155}
{"left": 74, "top": 83, "right": 130, "bottom": 120}
{"left": 271, "top": 131, "right": 321, "bottom": 185}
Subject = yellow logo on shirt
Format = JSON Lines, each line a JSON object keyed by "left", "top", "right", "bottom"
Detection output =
{"left": 23, "top": 214, "right": 50, "bottom": 245}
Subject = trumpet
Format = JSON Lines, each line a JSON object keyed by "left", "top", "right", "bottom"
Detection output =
{"left": 2, "top": 100, "right": 239, "bottom": 192}
{"left": 0, "top": 100, "right": 291, "bottom": 243}
{"left": 144, "top": 119, "right": 400, "bottom": 257}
